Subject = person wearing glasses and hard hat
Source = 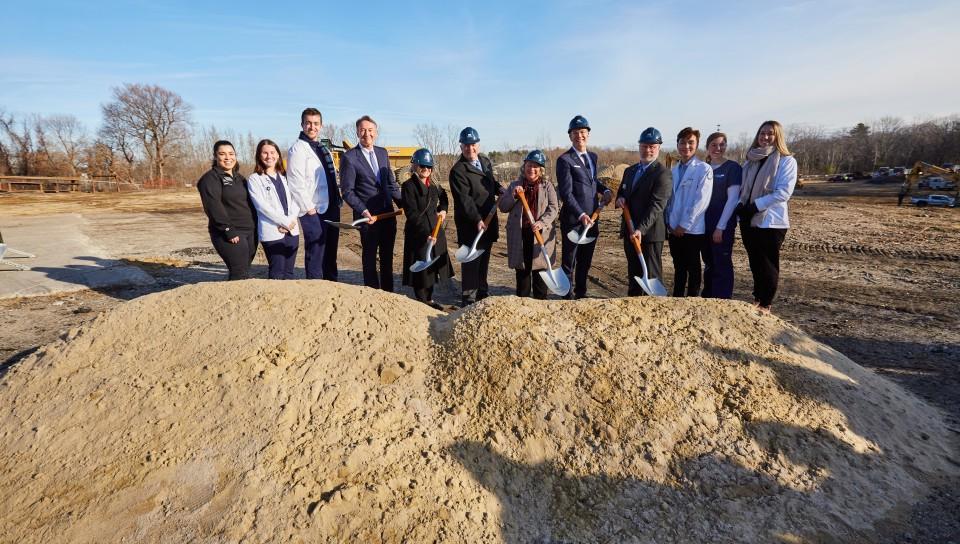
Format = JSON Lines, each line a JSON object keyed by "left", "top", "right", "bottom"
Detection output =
{"left": 400, "top": 148, "right": 453, "bottom": 308}
{"left": 497, "top": 150, "right": 559, "bottom": 300}
{"left": 556, "top": 115, "right": 613, "bottom": 299}
{"left": 449, "top": 126, "right": 503, "bottom": 306}
{"left": 615, "top": 127, "right": 672, "bottom": 296}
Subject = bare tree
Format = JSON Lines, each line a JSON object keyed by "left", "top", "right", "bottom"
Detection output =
{"left": 47, "top": 115, "right": 88, "bottom": 176}
{"left": 321, "top": 122, "right": 354, "bottom": 147}
{"left": 100, "top": 83, "right": 192, "bottom": 181}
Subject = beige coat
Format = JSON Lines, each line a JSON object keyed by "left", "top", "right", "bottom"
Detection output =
{"left": 498, "top": 178, "right": 559, "bottom": 270}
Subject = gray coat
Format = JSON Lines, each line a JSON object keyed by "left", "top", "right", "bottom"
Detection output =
{"left": 498, "top": 178, "right": 559, "bottom": 270}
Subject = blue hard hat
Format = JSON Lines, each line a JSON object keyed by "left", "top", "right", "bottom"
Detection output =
{"left": 411, "top": 148, "right": 434, "bottom": 168}
{"left": 524, "top": 149, "right": 547, "bottom": 167}
{"left": 568, "top": 115, "right": 590, "bottom": 133}
{"left": 639, "top": 127, "right": 663, "bottom": 144}
{"left": 459, "top": 127, "right": 480, "bottom": 144}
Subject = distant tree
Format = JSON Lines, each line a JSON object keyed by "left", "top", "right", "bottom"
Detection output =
{"left": 100, "top": 83, "right": 192, "bottom": 181}
{"left": 320, "top": 122, "right": 354, "bottom": 147}
{"left": 46, "top": 114, "right": 88, "bottom": 176}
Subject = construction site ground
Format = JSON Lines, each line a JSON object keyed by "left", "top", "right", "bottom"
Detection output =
{"left": 1, "top": 178, "right": 958, "bottom": 541}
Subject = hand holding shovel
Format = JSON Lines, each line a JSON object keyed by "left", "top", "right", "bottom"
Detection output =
{"left": 621, "top": 207, "right": 667, "bottom": 297}
{"left": 566, "top": 200, "right": 605, "bottom": 245}
{"left": 410, "top": 213, "right": 445, "bottom": 273}
{"left": 455, "top": 207, "right": 497, "bottom": 263}
{"left": 515, "top": 190, "right": 570, "bottom": 297}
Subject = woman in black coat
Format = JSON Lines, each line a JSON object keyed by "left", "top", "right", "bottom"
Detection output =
{"left": 401, "top": 148, "right": 453, "bottom": 308}
{"left": 197, "top": 140, "right": 258, "bottom": 280}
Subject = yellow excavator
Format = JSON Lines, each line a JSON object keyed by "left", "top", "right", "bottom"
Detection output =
{"left": 905, "top": 161, "right": 959, "bottom": 193}
{"left": 322, "top": 138, "right": 418, "bottom": 175}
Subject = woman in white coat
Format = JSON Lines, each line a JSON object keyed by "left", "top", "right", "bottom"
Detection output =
{"left": 735, "top": 120, "right": 798, "bottom": 312}
{"left": 248, "top": 139, "right": 301, "bottom": 279}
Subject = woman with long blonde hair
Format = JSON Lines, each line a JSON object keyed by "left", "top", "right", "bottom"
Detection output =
{"left": 735, "top": 120, "right": 797, "bottom": 312}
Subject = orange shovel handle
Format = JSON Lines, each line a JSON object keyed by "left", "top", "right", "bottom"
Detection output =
{"left": 516, "top": 191, "right": 547, "bottom": 246}
{"left": 375, "top": 209, "right": 404, "bottom": 220}
{"left": 430, "top": 213, "right": 444, "bottom": 238}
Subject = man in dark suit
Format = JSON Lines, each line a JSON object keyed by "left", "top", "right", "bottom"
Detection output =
{"left": 616, "top": 127, "right": 672, "bottom": 296}
{"left": 557, "top": 115, "right": 613, "bottom": 299}
{"left": 449, "top": 126, "right": 502, "bottom": 306}
{"left": 339, "top": 115, "right": 402, "bottom": 291}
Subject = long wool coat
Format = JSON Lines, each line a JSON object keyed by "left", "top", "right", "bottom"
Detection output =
{"left": 497, "top": 177, "right": 559, "bottom": 270}
{"left": 400, "top": 173, "right": 454, "bottom": 288}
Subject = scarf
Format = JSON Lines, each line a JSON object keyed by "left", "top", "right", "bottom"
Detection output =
{"left": 740, "top": 146, "right": 780, "bottom": 227}
{"left": 521, "top": 178, "right": 540, "bottom": 228}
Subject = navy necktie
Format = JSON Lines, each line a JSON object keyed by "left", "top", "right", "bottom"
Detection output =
{"left": 270, "top": 174, "right": 288, "bottom": 216}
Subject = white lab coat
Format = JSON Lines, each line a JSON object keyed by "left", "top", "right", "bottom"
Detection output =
{"left": 287, "top": 139, "right": 332, "bottom": 216}
{"left": 744, "top": 155, "right": 798, "bottom": 229}
{"left": 667, "top": 157, "right": 713, "bottom": 235}
{"left": 247, "top": 172, "right": 301, "bottom": 242}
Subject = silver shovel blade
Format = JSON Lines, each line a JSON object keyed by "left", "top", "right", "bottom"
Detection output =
{"left": 565, "top": 228, "right": 596, "bottom": 245}
{"left": 539, "top": 266, "right": 571, "bottom": 297}
{"left": 410, "top": 255, "right": 440, "bottom": 273}
{"left": 455, "top": 245, "right": 485, "bottom": 263}
{"left": 324, "top": 219, "right": 363, "bottom": 230}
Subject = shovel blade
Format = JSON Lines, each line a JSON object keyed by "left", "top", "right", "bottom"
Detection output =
{"left": 410, "top": 255, "right": 440, "bottom": 273}
{"left": 566, "top": 228, "right": 596, "bottom": 245}
{"left": 455, "top": 246, "right": 485, "bottom": 263}
{"left": 633, "top": 275, "right": 668, "bottom": 297}
{"left": 539, "top": 267, "right": 571, "bottom": 297}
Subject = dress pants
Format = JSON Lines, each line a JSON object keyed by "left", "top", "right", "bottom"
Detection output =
{"left": 561, "top": 221, "right": 599, "bottom": 299}
{"left": 300, "top": 212, "right": 339, "bottom": 280}
{"left": 740, "top": 224, "right": 787, "bottom": 307}
{"left": 460, "top": 241, "right": 492, "bottom": 304}
{"left": 702, "top": 226, "right": 735, "bottom": 299}
{"left": 360, "top": 218, "right": 397, "bottom": 292}
{"left": 211, "top": 228, "right": 256, "bottom": 281}
{"left": 668, "top": 233, "right": 706, "bottom": 297}
{"left": 516, "top": 227, "right": 548, "bottom": 299}
{"left": 262, "top": 234, "right": 299, "bottom": 280}
{"left": 623, "top": 238, "right": 663, "bottom": 296}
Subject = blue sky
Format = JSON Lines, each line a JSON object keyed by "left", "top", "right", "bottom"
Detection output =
{"left": 2, "top": 0, "right": 958, "bottom": 151}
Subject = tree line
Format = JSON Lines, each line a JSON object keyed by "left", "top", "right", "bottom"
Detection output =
{"left": 2, "top": 83, "right": 958, "bottom": 187}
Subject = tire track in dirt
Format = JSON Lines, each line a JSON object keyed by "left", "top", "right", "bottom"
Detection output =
{"left": 785, "top": 241, "right": 960, "bottom": 262}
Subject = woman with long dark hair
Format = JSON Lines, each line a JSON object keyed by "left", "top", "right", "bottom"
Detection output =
{"left": 736, "top": 121, "right": 797, "bottom": 312}
{"left": 248, "top": 139, "right": 300, "bottom": 279}
{"left": 197, "top": 140, "right": 257, "bottom": 280}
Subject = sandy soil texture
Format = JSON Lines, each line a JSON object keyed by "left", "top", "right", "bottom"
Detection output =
{"left": 0, "top": 282, "right": 956, "bottom": 543}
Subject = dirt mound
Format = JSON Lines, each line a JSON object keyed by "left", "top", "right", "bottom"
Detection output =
{"left": 598, "top": 163, "right": 630, "bottom": 183}
{"left": 1, "top": 283, "right": 956, "bottom": 543}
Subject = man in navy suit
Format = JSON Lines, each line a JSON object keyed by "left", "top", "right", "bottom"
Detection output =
{"left": 340, "top": 115, "right": 402, "bottom": 291}
{"left": 557, "top": 115, "right": 612, "bottom": 299}
{"left": 615, "top": 127, "right": 672, "bottom": 296}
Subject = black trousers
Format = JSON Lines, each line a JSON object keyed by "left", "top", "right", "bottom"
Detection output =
{"left": 561, "top": 221, "right": 599, "bottom": 299}
{"left": 668, "top": 233, "right": 706, "bottom": 297}
{"left": 623, "top": 238, "right": 663, "bottom": 296}
{"left": 516, "top": 227, "right": 548, "bottom": 299}
{"left": 211, "top": 228, "right": 257, "bottom": 281}
{"left": 740, "top": 224, "right": 787, "bottom": 307}
{"left": 414, "top": 286, "right": 433, "bottom": 303}
{"left": 461, "top": 242, "right": 492, "bottom": 304}
{"left": 359, "top": 218, "right": 397, "bottom": 292}
{"left": 262, "top": 234, "right": 299, "bottom": 280}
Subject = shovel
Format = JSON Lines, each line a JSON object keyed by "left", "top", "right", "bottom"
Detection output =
{"left": 516, "top": 190, "right": 570, "bottom": 297}
{"left": 566, "top": 203, "right": 605, "bottom": 245}
{"left": 621, "top": 206, "right": 668, "bottom": 297}
{"left": 410, "top": 213, "right": 445, "bottom": 273}
{"left": 455, "top": 207, "right": 497, "bottom": 263}
{"left": 325, "top": 209, "right": 404, "bottom": 230}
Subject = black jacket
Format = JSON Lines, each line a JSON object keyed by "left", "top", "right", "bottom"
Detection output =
{"left": 197, "top": 167, "right": 256, "bottom": 239}
{"left": 616, "top": 161, "right": 672, "bottom": 242}
{"left": 400, "top": 174, "right": 453, "bottom": 288}
{"left": 448, "top": 154, "right": 502, "bottom": 245}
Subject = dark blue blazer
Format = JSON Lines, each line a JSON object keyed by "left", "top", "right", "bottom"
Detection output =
{"left": 556, "top": 148, "right": 609, "bottom": 229}
{"left": 339, "top": 145, "right": 401, "bottom": 218}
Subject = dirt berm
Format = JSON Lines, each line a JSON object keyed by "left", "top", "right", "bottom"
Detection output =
{"left": 1, "top": 281, "right": 956, "bottom": 543}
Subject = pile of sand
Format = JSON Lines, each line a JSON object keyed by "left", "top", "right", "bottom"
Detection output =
{"left": 0, "top": 282, "right": 956, "bottom": 543}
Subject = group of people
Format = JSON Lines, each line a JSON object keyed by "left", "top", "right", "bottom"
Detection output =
{"left": 197, "top": 108, "right": 796, "bottom": 312}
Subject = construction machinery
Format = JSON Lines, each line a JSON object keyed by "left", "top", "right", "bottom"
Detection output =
{"left": 905, "top": 162, "right": 960, "bottom": 193}
{"left": 321, "top": 139, "right": 418, "bottom": 179}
